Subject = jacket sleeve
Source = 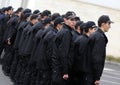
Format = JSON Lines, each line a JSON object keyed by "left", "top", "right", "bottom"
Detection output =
{"left": 91, "top": 36, "right": 106, "bottom": 80}
{"left": 59, "top": 31, "right": 71, "bottom": 74}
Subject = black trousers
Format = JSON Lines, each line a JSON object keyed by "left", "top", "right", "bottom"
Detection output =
{"left": 0, "top": 41, "right": 5, "bottom": 64}
{"left": 72, "top": 72, "right": 94, "bottom": 85}
{"left": 35, "top": 70, "right": 51, "bottom": 85}
{"left": 52, "top": 69, "right": 69, "bottom": 85}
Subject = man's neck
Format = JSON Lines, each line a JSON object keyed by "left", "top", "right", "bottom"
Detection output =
{"left": 86, "top": 32, "right": 90, "bottom": 37}
{"left": 76, "top": 29, "right": 80, "bottom": 33}
{"left": 56, "top": 27, "right": 59, "bottom": 31}
{"left": 64, "top": 23, "right": 73, "bottom": 29}
{"left": 31, "top": 21, "right": 35, "bottom": 25}
{"left": 100, "top": 27, "right": 105, "bottom": 33}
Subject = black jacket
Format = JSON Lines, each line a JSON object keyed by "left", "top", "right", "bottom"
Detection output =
{"left": 89, "top": 28, "right": 108, "bottom": 80}
{"left": 2, "top": 14, "right": 11, "bottom": 43}
{"left": 24, "top": 22, "right": 43, "bottom": 55}
{"left": 72, "top": 30, "right": 81, "bottom": 41}
{"left": 74, "top": 34, "right": 91, "bottom": 73}
{"left": 0, "top": 14, "right": 5, "bottom": 42}
{"left": 29, "top": 28, "right": 44, "bottom": 65}
{"left": 29, "top": 25, "right": 53, "bottom": 70}
{"left": 7, "top": 15, "right": 20, "bottom": 45}
{"left": 18, "top": 22, "right": 34, "bottom": 55}
{"left": 52, "top": 24, "right": 74, "bottom": 74}
{"left": 36, "top": 27, "right": 58, "bottom": 70}
{"left": 14, "top": 20, "right": 29, "bottom": 49}
{"left": 34, "top": 26, "right": 53, "bottom": 70}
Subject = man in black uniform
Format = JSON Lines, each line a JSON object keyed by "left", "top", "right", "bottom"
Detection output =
{"left": 10, "top": 13, "right": 31, "bottom": 83}
{"left": 34, "top": 17, "right": 63, "bottom": 85}
{"left": 0, "top": 6, "right": 13, "bottom": 63}
{"left": 50, "top": 13, "right": 60, "bottom": 27}
{"left": 52, "top": 11, "right": 77, "bottom": 85}
{"left": 41, "top": 10, "right": 51, "bottom": 21}
{"left": 72, "top": 21, "right": 84, "bottom": 41}
{"left": 90, "top": 15, "right": 113, "bottom": 85}
{"left": 16, "top": 14, "right": 38, "bottom": 85}
{"left": 0, "top": 7, "right": 7, "bottom": 63}
{"left": 22, "top": 17, "right": 51, "bottom": 85}
{"left": 73, "top": 21, "right": 97, "bottom": 85}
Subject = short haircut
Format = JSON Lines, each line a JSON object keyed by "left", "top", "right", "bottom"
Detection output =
{"left": 75, "top": 21, "right": 84, "bottom": 29}
{"left": 98, "top": 15, "right": 113, "bottom": 27}
{"left": 30, "top": 14, "right": 38, "bottom": 20}
{"left": 51, "top": 13, "right": 60, "bottom": 21}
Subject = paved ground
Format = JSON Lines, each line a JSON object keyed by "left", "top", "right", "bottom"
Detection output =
{"left": 0, "top": 62, "right": 120, "bottom": 85}
{"left": 101, "top": 63, "right": 120, "bottom": 85}
{"left": 0, "top": 65, "right": 13, "bottom": 85}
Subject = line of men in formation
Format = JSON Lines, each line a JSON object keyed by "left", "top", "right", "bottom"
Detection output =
{"left": 0, "top": 6, "right": 113, "bottom": 85}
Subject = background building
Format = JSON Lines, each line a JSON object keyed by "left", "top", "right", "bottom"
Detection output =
{"left": 0, "top": 0, "right": 120, "bottom": 57}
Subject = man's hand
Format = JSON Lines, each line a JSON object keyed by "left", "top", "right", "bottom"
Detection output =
{"left": 63, "top": 74, "right": 69, "bottom": 80}
{"left": 95, "top": 80, "right": 100, "bottom": 85}
{"left": 7, "top": 38, "right": 11, "bottom": 45}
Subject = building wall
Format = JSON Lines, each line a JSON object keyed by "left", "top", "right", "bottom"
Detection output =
{"left": 0, "top": 0, "right": 22, "bottom": 10}
{"left": 77, "top": 0, "right": 120, "bottom": 10}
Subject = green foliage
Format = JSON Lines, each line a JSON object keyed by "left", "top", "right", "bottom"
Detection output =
{"left": 106, "top": 55, "right": 120, "bottom": 63}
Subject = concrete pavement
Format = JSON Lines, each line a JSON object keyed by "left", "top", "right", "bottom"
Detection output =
{"left": 0, "top": 62, "right": 120, "bottom": 85}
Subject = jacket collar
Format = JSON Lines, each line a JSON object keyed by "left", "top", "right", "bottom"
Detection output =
{"left": 97, "top": 28, "right": 105, "bottom": 35}
{"left": 53, "top": 27, "right": 58, "bottom": 33}
{"left": 74, "top": 30, "right": 81, "bottom": 35}
{"left": 98, "top": 28, "right": 108, "bottom": 44}
{"left": 83, "top": 33, "right": 89, "bottom": 38}
{"left": 63, "top": 23, "right": 73, "bottom": 31}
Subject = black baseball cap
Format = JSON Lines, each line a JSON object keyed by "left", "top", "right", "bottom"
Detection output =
{"left": 51, "top": 13, "right": 60, "bottom": 21}
{"left": 33, "top": 10, "right": 40, "bottom": 14}
{"left": 65, "top": 11, "right": 77, "bottom": 19}
{"left": 41, "top": 10, "right": 51, "bottom": 17}
{"left": 80, "top": 23, "right": 86, "bottom": 30}
{"left": 30, "top": 14, "right": 38, "bottom": 20}
{"left": 1, "top": 7, "right": 7, "bottom": 13}
{"left": 23, "top": 8, "right": 32, "bottom": 14}
{"left": 6, "top": 6, "right": 14, "bottom": 11}
{"left": 54, "top": 17, "right": 64, "bottom": 27}
{"left": 15, "top": 7, "right": 23, "bottom": 13}
{"left": 98, "top": 15, "right": 114, "bottom": 24}
{"left": 23, "top": 13, "right": 31, "bottom": 20}
{"left": 85, "top": 21, "right": 97, "bottom": 29}
{"left": 42, "top": 18, "right": 51, "bottom": 25}
{"left": 75, "top": 16, "right": 81, "bottom": 21}
{"left": 75, "top": 21, "right": 84, "bottom": 29}
{"left": 76, "top": 21, "right": 84, "bottom": 27}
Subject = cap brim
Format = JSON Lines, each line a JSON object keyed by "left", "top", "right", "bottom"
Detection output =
{"left": 67, "top": 15, "right": 77, "bottom": 19}
{"left": 92, "top": 25, "right": 97, "bottom": 28}
{"left": 108, "top": 20, "right": 114, "bottom": 23}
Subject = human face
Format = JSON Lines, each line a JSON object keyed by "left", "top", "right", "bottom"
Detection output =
{"left": 18, "top": 12, "right": 22, "bottom": 17}
{"left": 27, "top": 17, "right": 30, "bottom": 22}
{"left": 89, "top": 27, "right": 97, "bottom": 34}
{"left": 102, "top": 22, "right": 111, "bottom": 32}
{"left": 42, "top": 16, "right": 49, "bottom": 20}
{"left": 8, "top": 9, "right": 13, "bottom": 15}
{"left": 64, "top": 18, "right": 76, "bottom": 28}
{"left": 57, "top": 24, "right": 63, "bottom": 31}
{"left": 35, "top": 18, "right": 39, "bottom": 24}
{"left": 32, "top": 18, "right": 39, "bottom": 25}
{"left": 45, "top": 23, "right": 50, "bottom": 29}
{"left": 76, "top": 26, "right": 81, "bottom": 33}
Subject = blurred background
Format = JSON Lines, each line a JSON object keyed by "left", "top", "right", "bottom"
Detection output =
{"left": 0, "top": 0, "right": 120, "bottom": 57}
